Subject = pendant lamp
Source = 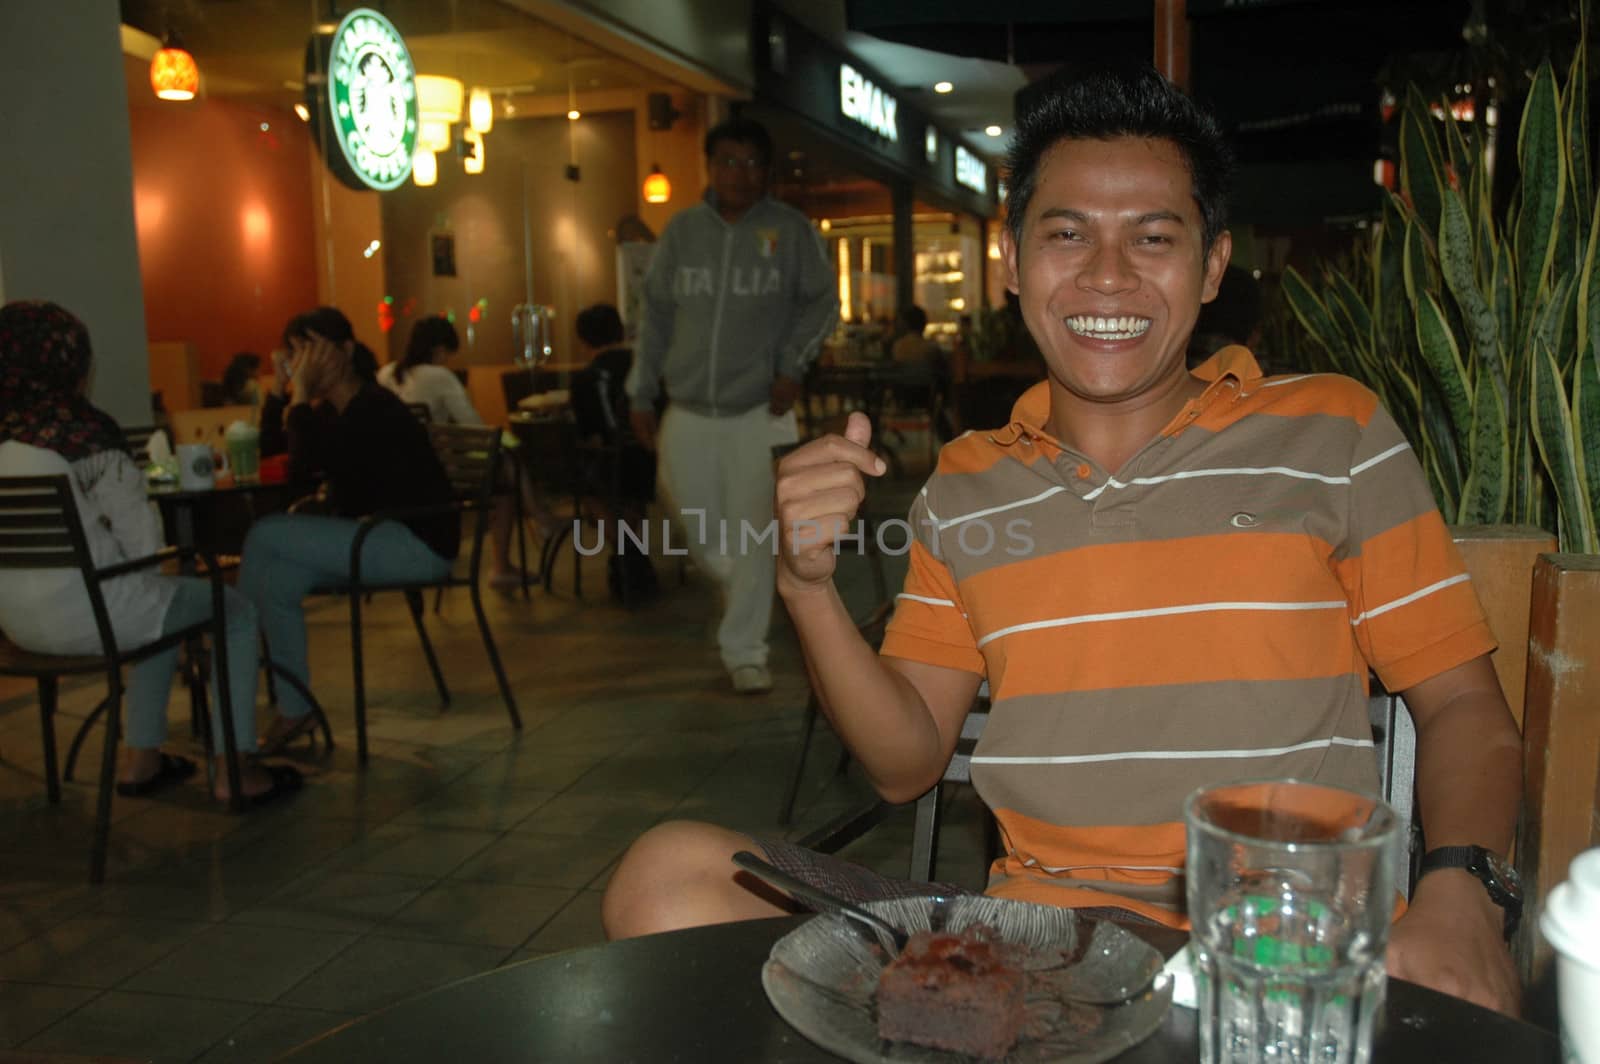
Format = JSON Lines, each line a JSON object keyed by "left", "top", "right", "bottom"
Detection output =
{"left": 642, "top": 164, "right": 671, "bottom": 204}
{"left": 150, "top": 40, "right": 199, "bottom": 101}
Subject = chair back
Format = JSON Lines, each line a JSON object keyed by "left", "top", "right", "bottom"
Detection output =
{"left": 512, "top": 415, "right": 583, "bottom": 498}
{"left": 427, "top": 424, "right": 501, "bottom": 578}
{"left": 909, "top": 692, "right": 991, "bottom": 880}
{"left": 428, "top": 423, "right": 500, "bottom": 503}
{"left": 0, "top": 476, "right": 118, "bottom": 659}
{"left": 1369, "top": 682, "right": 1420, "bottom": 896}
{"left": 122, "top": 425, "right": 164, "bottom": 465}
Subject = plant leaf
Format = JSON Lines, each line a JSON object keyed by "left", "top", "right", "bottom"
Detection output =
{"left": 1459, "top": 364, "right": 1511, "bottom": 524}
{"left": 1281, "top": 267, "right": 1348, "bottom": 365}
{"left": 1515, "top": 61, "right": 1568, "bottom": 341}
{"left": 1414, "top": 290, "right": 1475, "bottom": 460}
{"left": 1440, "top": 186, "right": 1506, "bottom": 396}
{"left": 1566, "top": 29, "right": 1592, "bottom": 248}
{"left": 1574, "top": 335, "right": 1600, "bottom": 547}
{"left": 1530, "top": 338, "right": 1596, "bottom": 552}
{"left": 1401, "top": 86, "right": 1446, "bottom": 238}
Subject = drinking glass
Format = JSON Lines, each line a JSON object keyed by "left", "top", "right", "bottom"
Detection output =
{"left": 1185, "top": 779, "right": 1401, "bottom": 1064}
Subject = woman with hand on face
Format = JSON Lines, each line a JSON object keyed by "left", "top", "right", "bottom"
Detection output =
{"left": 244, "top": 307, "right": 460, "bottom": 754}
{"left": 0, "top": 301, "right": 301, "bottom": 805}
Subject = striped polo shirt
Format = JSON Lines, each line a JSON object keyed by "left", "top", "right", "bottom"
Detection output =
{"left": 880, "top": 346, "right": 1494, "bottom": 926}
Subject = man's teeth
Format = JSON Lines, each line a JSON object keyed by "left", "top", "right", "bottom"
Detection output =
{"left": 1066, "top": 315, "right": 1152, "bottom": 340}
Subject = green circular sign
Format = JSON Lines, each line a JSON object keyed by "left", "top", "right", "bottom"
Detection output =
{"left": 327, "top": 8, "right": 417, "bottom": 191}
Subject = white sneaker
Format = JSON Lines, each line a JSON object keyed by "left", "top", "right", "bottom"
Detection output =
{"left": 730, "top": 665, "right": 772, "bottom": 694}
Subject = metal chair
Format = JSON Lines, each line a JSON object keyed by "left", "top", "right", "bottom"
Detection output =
{"left": 0, "top": 475, "right": 245, "bottom": 882}
{"left": 309, "top": 424, "right": 522, "bottom": 764}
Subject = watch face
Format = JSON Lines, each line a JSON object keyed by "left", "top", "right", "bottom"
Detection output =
{"left": 1482, "top": 850, "right": 1524, "bottom": 902}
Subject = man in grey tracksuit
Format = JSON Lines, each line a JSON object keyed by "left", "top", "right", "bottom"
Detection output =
{"left": 627, "top": 118, "right": 839, "bottom": 693}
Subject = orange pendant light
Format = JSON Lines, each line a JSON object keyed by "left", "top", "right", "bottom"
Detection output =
{"left": 642, "top": 164, "right": 671, "bottom": 204}
{"left": 150, "top": 45, "right": 199, "bottom": 101}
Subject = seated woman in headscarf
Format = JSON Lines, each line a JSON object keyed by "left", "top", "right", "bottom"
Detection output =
{"left": 244, "top": 306, "right": 460, "bottom": 754}
{"left": 0, "top": 301, "right": 301, "bottom": 804}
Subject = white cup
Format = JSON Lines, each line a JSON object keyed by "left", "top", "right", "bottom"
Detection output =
{"left": 1542, "top": 847, "right": 1600, "bottom": 1064}
{"left": 176, "top": 442, "right": 218, "bottom": 491}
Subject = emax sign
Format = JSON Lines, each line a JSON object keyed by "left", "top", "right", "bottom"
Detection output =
{"left": 839, "top": 63, "right": 898, "bottom": 143}
{"left": 955, "top": 145, "right": 988, "bottom": 195}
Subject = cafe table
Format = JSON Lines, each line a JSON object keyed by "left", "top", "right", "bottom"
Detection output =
{"left": 146, "top": 477, "right": 296, "bottom": 560}
{"left": 276, "top": 915, "right": 1558, "bottom": 1063}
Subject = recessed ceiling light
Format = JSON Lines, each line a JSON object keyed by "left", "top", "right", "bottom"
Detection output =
{"left": 985, "top": 124, "right": 1003, "bottom": 137}
{"left": 934, "top": 81, "right": 954, "bottom": 94}
{"left": 567, "top": 109, "right": 581, "bottom": 121}
{"left": 293, "top": 103, "right": 309, "bottom": 122}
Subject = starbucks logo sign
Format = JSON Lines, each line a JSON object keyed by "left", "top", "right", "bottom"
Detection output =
{"left": 326, "top": 9, "right": 417, "bottom": 190}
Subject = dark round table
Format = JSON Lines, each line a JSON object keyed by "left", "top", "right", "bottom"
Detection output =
{"left": 276, "top": 916, "right": 1559, "bottom": 1063}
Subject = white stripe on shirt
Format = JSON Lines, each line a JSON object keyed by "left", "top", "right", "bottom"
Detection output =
{"left": 897, "top": 593, "right": 956, "bottom": 607}
{"left": 1350, "top": 441, "right": 1411, "bottom": 476}
{"left": 934, "top": 485, "right": 1068, "bottom": 530}
{"left": 976, "top": 599, "right": 1348, "bottom": 648}
{"left": 970, "top": 735, "right": 1374, "bottom": 767}
{"left": 1350, "top": 573, "right": 1471, "bottom": 626}
{"left": 1082, "top": 465, "right": 1351, "bottom": 501}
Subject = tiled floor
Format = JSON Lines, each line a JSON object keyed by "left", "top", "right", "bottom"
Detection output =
{"left": 0, "top": 461, "right": 992, "bottom": 1062}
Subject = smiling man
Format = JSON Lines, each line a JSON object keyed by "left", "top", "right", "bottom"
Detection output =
{"left": 602, "top": 65, "right": 1524, "bottom": 1017}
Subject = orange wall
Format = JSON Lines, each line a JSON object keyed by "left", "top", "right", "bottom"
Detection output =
{"left": 130, "top": 98, "right": 319, "bottom": 382}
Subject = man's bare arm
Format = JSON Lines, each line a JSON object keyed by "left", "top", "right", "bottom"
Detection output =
{"left": 1386, "top": 653, "right": 1523, "bottom": 1014}
{"left": 777, "top": 413, "right": 982, "bottom": 802}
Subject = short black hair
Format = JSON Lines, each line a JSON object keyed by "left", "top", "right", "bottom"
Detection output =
{"left": 704, "top": 118, "right": 773, "bottom": 167}
{"left": 1004, "top": 63, "right": 1233, "bottom": 256}
{"left": 898, "top": 305, "right": 928, "bottom": 333}
{"left": 575, "top": 304, "right": 625, "bottom": 349}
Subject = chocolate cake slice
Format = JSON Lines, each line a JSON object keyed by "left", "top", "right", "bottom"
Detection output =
{"left": 875, "top": 925, "right": 1026, "bottom": 1060}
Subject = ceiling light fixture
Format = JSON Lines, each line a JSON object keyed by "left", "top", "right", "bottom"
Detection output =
{"left": 150, "top": 37, "right": 199, "bottom": 101}
{"left": 463, "top": 128, "right": 485, "bottom": 175}
{"left": 412, "top": 148, "right": 438, "bottom": 187}
{"left": 985, "top": 124, "right": 1003, "bottom": 137}
{"left": 642, "top": 164, "right": 671, "bottom": 204}
{"left": 567, "top": 109, "right": 581, "bottom": 121}
{"left": 416, "top": 75, "right": 464, "bottom": 152}
{"left": 934, "top": 81, "right": 954, "bottom": 94}
{"left": 468, "top": 87, "right": 494, "bottom": 133}
{"left": 293, "top": 102, "right": 310, "bottom": 122}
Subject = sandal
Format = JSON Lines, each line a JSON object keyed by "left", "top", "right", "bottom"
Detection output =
{"left": 258, "top": 714, "right": 319, "bottom": 757}
{"left": 116, "top": 753, "right": 197, "bottom": 797}
{"left": 216, "top": 763, "right": 304, "bottom": 808}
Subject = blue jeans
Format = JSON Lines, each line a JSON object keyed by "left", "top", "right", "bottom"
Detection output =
{"left": 238, "top": 514, "right": 454, "bottom": 719}
{"left": 127, "top": 578, "right": 260, "bottom": 753}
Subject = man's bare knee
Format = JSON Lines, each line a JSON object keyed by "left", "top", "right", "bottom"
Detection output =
{"left": 602, "top": 820, "right": 789, "bottom": 940}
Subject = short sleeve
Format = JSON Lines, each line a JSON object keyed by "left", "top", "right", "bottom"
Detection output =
{"left": 880, "top": 490, "right": 986, "bottom": 675}
{"left": 1336, "top": 401, "right": 1496, "bottom": 691}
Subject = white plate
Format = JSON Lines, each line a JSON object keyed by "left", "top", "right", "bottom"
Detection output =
{"left": 761, "top": 894, "right": 1172, "bottom": 1063}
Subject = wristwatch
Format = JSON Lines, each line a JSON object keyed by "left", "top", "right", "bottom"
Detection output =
{"left": 1418, "top": 845, "right": 1523, "bottom": 938}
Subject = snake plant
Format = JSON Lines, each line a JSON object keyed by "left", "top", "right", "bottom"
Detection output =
{"left": 1282, "top": 43, "right": 1598, "bottom": 551}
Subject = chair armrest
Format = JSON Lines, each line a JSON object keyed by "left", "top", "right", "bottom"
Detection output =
{"left": 94, "top": 545, "right": 184, "bottom": 580}
{"left": 346, "top": 500, "right": 466, "bottom": 582}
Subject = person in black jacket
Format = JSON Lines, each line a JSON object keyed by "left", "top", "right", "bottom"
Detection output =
{"left": 242, "top": 307, "right": 458, "bottom": 753}
{"left": 572, "top": 304, "right": 658, "bottom": 605}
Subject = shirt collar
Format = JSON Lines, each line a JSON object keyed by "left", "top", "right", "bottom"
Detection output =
{"left": 989, "top": 345, "right": 1265, "bottom": 450}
